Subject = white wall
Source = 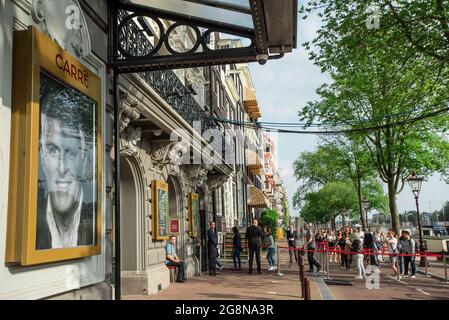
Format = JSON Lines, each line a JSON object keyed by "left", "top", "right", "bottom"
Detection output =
{"left": 0, "top": 0, "right": 106, "bottom": 300}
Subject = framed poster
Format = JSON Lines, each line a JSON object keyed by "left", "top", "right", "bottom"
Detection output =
{"left": 5, "top": 26, "right": 102, "bottom": 266}
{"left": 188, "top": 193, "right": 199, "bottom": 237}
{"left": 169, "top": 219, "right": 180, "bottom": 234}
{"left": 152, "top": 180, "right": 169, "bottom": 241}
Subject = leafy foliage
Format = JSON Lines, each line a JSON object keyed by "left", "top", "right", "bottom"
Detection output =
{"left": 260, "top": 208, "right": 279, "bottom": 234}
{"left": 299, "top": 0, "right": 449, "bottom": 234}
{"left": 301, "top": 181, "right": 359, "bottom": 224}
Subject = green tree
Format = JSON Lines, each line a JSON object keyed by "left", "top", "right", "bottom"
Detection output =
{"left": 283, "top": 199, "right": 290, "bottom": 229}
{"left": 260, "top": 209, "right": 279, "bottom": 235}
{"left": 293, "top": 140, "right": 387, "bottom": 230}
{"left": 301, "top": 181, "right": 359, "bottom": 228}
{"left": 299, "top": 2, "right": 449, "bottom": 234}
{"left": 292, "top": 144, "right": 347, "bottom": 208}
{"left": 300, "top": 1, "right": 449, "bottom": 68}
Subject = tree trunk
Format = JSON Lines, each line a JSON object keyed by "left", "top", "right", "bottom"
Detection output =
{"left": 387, "top": 178, "right": 400, "bottom": 235}
{"left": 356, "top": 174, "right": 366, "bottom": 231}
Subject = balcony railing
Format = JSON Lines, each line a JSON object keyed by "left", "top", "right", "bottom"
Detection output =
{"left": 118, "top": 11, "right": 216, "bottom": 133}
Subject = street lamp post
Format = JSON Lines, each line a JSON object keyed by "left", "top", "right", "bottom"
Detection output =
{"left": 361, "top": 197, "right": 370, "bottom": 232}
{"left": 407, "top": 172, "right": 426, "bottom": 267}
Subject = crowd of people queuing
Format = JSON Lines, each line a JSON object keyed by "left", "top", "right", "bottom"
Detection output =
{"left": 164, "top": 218, "right": 420, "bottom": 282}
{"left": 305, "top": 224, "right": 418, "bottom": 281}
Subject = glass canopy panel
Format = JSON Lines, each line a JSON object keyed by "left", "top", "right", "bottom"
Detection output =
{"left": 127, "top": 0, "right": 254, "bottom": 30}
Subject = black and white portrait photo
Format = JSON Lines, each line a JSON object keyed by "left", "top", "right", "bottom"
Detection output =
{"left": 36, "top": 71, "right": 97, "bottom": 250}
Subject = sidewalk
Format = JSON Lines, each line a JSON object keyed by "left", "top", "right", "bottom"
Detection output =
{"left": 417, "top": 262, "right": 448, "bottom": 282}
{"left": 307, "top": 255, "right": 449, "bottom": 300}
{"left": 124, "top": 241, "right": 321, "bottom": 300}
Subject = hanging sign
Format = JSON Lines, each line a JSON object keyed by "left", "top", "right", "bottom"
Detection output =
{"left": 152, "top": 180, "right": 169, "bottom": 240}
{"left": 188, "top": 193, "right": 199, "bottom": 237}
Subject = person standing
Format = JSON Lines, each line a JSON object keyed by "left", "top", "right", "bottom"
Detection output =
{"left": 286, "top": 225, "right": 298, "bottom": 265}
{"left": 401, "top": 230, "right": 416, "bottom": 278}
{"left": 304, "top": 224, "right": 321, "bottom": 273}
{"left": 232, "top": 227, "right": 243, "bottom": 270}
{"left": 327, "top": 230, "right": 337, "bottom": 263}
{"left": 265, "top": 229, "right": 277, "bottom": 271}
{"left": 245, "top": 219, "right": 263, "bottom": 274}
{"left": 364, "top": 231, "right": 379, "bottom": 267}
{"left": 207, "top": 221, "right": 218, "bottom": 276}
{"left": 344, "top": 235, "right": 353, "bottom": 270}
{"left": 397, "top": 231, "right": 405, "bottom": 276}
{"left": 337, "top": 232, "right": 347, "bottom": 269}
{"left": 375, "top": 230, "right": 385, "bottom": 263}
{"left": 352, "top": 237, "right": 366, "bottom": 279}
{"left": 382, "top": 230, "right": 401, "bottom": 281}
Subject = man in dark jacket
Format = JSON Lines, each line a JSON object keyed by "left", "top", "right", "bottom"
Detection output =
{"left": 245, "top": 219, "right": 263, "bottom": 274}
{"left": 363, "top": 231, "right": 379, "bottom": 267}
{"left": 207, "top": 221, "right": 218, "bottom": 276}
{"left": 286, "top": 225, "right": 298, "bottom": 265}
{"left": 304, "top": 223, "right": 321, "bottom": 273}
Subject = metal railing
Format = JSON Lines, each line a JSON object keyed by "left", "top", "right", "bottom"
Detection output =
{"left": 118, "top": 10, "right": 217, "bottom": 133}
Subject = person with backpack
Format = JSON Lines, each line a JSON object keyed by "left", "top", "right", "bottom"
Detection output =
{"left": 352, "top": 237, "right": 366, "bottom": 279}
{"left": 400, "top": 230, "right": 416, "bottom": 278}
{"left": 374, "top": 229, "right": 384, "bottom": 264}
{"left": 397, "top": 231, "right": 405, "bottom": 276}
{"left": 338, "top": 232, "right": 349, "bottom": 270}
{"left": 327, "top": 230, "right": 337, "bottom": 263}
{"left": 364, "top": 231, "right": 379, "bottom": 267}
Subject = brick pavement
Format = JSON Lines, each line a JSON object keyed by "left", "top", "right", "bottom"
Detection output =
{"left": 307, "top": 257, "right": 449, "bottom": 300}
{"left": 124, "top": 241, "right": 321, "bottom": 300}
{"left": 418, "top": 262, "right": 449, "bottom": 281}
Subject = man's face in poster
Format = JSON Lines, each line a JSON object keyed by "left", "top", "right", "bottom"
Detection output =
{"left": 40, "top": 114, "right": 87, "bottom": 214}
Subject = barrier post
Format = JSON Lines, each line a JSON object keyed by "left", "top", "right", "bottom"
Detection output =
{"left": 319, "top": 244, "right": 324, "bottom": 269}
{"left": 223, "top": 243, "right": 226, "bottom": 270}
{"left": 424, "top": 253, "right": 430, "bottom": 278}
{"left": 299, "top": 256, "right": 305, "bottom": 298}
{"left": 443, "top": 255, "right": 448, "bottom": 285}
{"left": 199, "top": 245, "right": 202, "bottom": 276}
{"left": 318, "top": 244, "right": 324, "bottom": 267}
{"left": 276, "top": 245, "right": 283, "bottom": 276}
{"left": 395, "top": 253, "right": 400, "bottom": 281}
{"left": 325, "top": 245, "right": 330, "bottom": 279}
{"left": 304, "top": 278, "right": 311, "bottom": 300}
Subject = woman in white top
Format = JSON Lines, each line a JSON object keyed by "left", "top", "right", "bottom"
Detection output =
{"left": 382, "top": 230, "right": 401, "bottom": 281}
{"left": 327, "top": 231, "right": 337, "bottom": 262}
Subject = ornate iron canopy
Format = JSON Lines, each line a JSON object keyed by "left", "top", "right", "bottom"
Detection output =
{"left": 109, "top": 0, "right": 298, "bottom": 73}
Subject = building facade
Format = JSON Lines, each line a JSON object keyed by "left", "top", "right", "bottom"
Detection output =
{"left": 0, "top": 0, "right": 294, "bottom": 300}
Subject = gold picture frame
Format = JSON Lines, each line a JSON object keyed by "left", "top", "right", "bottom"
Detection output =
{"left": 188, "top": 193, "right": 199, "bottom": 238}
{"left": 5, "top": 26, "right": 102, "bottom": 266}
{"left": 152, "top": 180, "right": 169, "bottom": 241}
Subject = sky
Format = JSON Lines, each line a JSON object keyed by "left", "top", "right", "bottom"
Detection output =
{"left": 248, "top": 3, "right": 449, "bottom": 218}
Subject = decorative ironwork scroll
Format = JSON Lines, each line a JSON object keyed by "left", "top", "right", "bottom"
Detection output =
{"left": 110, "top": 1, "right": 258, "bottom": 73}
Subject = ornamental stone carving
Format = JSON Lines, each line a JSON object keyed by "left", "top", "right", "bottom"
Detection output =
{"left": 206, "top": 174, "right": 228, "bottom": 191}
{"left": 183, "top": 164, "right": 212, "bottom": 188}
{"left": 150, "top": 141, "right": 189, "bottom": 172}
{"left": 121, "top": 126, "right": 142, "bottom": 155}
{"left": 120, "top": 93, "right": 141, "bottom": 132}
{"left": 32, "top": 0, "right": 91, "bottom": 59}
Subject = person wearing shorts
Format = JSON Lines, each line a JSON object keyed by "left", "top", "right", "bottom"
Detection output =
{"left": 382, "top": 230, "right": 401, "bottom": 281}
